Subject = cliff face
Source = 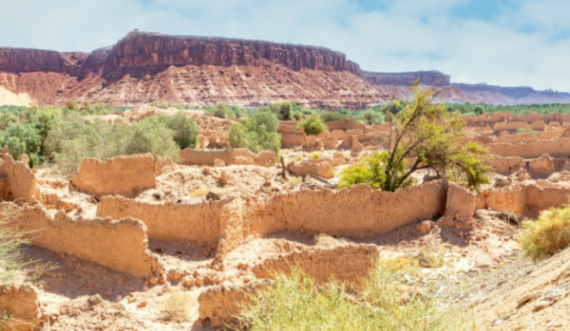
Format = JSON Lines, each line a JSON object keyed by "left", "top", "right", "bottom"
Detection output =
{"left": 0, "top": 32, "right": 382, "bottom": 109}
{"left": 0, "top": 31, "right": 568, "bottom": 108}
{"left": 99, "top": 32, "right": 363, "bottom": 77}
{"left": 362, "top": 71, "right": 450, "bottom": 87}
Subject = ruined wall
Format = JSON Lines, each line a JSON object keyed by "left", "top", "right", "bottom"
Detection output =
{"left": 179, "top": 148, "right": 275, "bottom": 167}
{"left": 477, "top": 184, "right": 570, "bottom": 217}
{"left": 5, "top": 204, "right": 161, "bottom": 278}
{"left": 252, "top": 244, "right": 378, "bottom": 285}
{"left": 96, "top": 196, "right": 224, "bottom": 246}
{"left": 287, "top": 159, "right": 335, "bottom": 178}
{"left": 0, "top": 284, "right": 41, "bottom": 331}
{"left": 440, "top": 183, "right": 477, "bottom": 227}
{"left": 219, "top": 181, "right": 448, "bottom": 254}
{"left": 488, "top": 156, "right": 524, "bottom": 175}
{"left": 70, "top": 154, "right": 156, "bottom": 197}
{"left": 0, "top": 149, "right": 38, "bottom": 202}
{"left": 486, "top": 138, "right": 570, "bottom": 158}
{"left": 199, "top": 244, "right": 378, "bottom": 328}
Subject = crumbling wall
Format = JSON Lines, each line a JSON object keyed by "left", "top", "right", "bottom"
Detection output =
{"left": 0, "top": 149, "right": 38, "bottom": 202}
{"left": 252, "top": 244, "right": 378, "bottom": 285}
{"left": 487, "top": 138, "right": 570, "bottom": 158}
{"left": 493, "top": 122, "right": 528, "bottom": 132}
{"left": 179, "top": 148, "right": 275, "bottom": 167}
{"left": 70, "top": 154, "right": 156, "bottom": 197}
{"left": 287, "top": 159, "right": 334, "bottom": 178}
{"left": 4, "top": 204, "right": 161, "bottom": 278}
{"left": 199, "top": 244, "right": 378, "bottom": 328}
{"left": 477, "top": 184, "right": 570, "bottom": 217}
{"left": 96, "top": 196, "right": 224, "bottom": 246}
{"left": 219, "top": 181, "right": 447, "bottom": 254}
{"left": 487, "top": 156, "right": 524, "bottom": 175}
{"left": 0, "top": 284, "right": 42, "bottom": 331}
{"left": 440, "top": 183, "right": 477, "bottom": 227}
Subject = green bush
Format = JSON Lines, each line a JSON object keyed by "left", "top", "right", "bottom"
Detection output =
{"left": 362, "top": 109, "right": 384, "bottom": 125}
{"left": 296, "top": 114, "right": 326, "bottom": 135}
{"left": 228, "top": 112, "right": 280, "bottom": 159}
{"left": 0, "top": 124, "right": 42, "bottom": 167}
{"left": 519, "top": 205, "right": 570, "bottom": 260}
{"left": 320, "top": 112, "right": 349, "bottom": 122}
{"left": 158, "top": 111, "right": 200, "bottom": 149}
{"left": 258, "top": 102, "right": 295, "bottom": 120}
{"left": 209, "top": 104, "right": 227, "bottom": 119}
{"left": 238, "top": 265, "right": 467, "bottom": 331}
{"left": 45, "top": 114, "right": 180, "bottom": 177}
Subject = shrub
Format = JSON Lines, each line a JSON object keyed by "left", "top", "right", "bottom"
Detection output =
{"left": 516, "top": 127, "right": 539, "bottom": 137}
{"left": 44, "top": 114, "right": 180, "bottom": 177}
{"left": 238, "top": 266, "right": 468, "bottom": 331}
{"left": 258, "top": 102, "right": 295, "bottom": 120}
{"left": 66, "top": 99, "right": 79, "bottom": 111}
{"left": 519, "top": 206, "right": 570, "bottom": 260}
{"left": 307, "top": 152, "right": 322, "bottom": 160}
{"left": 296, "top": 114, "right": 326, "bottom": 135}
{"left": 320, "top": 112, "right": 348, "bottom": 122}
{"left": 210, "top": 104, "right": 227, "bottom": 119}
{"left": 362, "top": 109, "right": 384, "bottom": 125}
{"left": 158, "top": 111, "right": 200, "bottom": 149}
{"left": 0, "top": 217, "right": 28, "bottom": 285}
{"left": 228, "top": 112, "right": 281, "bottom": 159}
{"left": 0, "top": 124, "right": 42, "bottom": 167}
{"left": 160, "top": 290, "right": 195, "bottom": 322}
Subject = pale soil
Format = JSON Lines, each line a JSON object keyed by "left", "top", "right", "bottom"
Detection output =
{"left": 0, "top": 86, "right": 32, "bottom": 106}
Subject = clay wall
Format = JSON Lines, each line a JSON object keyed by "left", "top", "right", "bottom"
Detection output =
{"left": 493, "top": 122, "right": 528, "bottom": 132}
{"left": 96, "top": 196, "right": 224, "bottom": 246}
{"left": 199, "top": 244, "right": 378, "bottom": 328}
{"left": 179, "top": 148, "right": 275, "bottom": 167}
{"left": 0, "top": 150, "right": 38, "bottom": 202}
{"left": 477, "top": 184, "right": 570, "bottom": 217}
{"left": 4, "top": 204, "right": 161, "bottom": 278}
{"left": 0, "top": 284, "right": 41, "bottom": 331}
{"left": 252, "top": 244, "right": 378, "bottom": 285}
{"left": 70, "top": 154, "right": 156, "bottom": 197}
{"left": 486, "top": 138, "right": 570, "bottom": 158}
{"left": 280, "top": 132, "right": 307, "bottom": 148}
{"left": 219, "top": 181, "right": 447, "bottom": 254}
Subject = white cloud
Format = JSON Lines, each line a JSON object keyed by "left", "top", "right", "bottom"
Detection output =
{"left": 0, "top": 0, "right": 568, "bottom": 92}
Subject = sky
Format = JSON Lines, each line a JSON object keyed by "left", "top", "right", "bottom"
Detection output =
{"left": 0, "top": 0, "right": 569, "bottom": 92}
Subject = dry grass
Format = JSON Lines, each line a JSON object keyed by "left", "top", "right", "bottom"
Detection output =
{"left": 188, "top": 186, "right": 210, "bottom": 198}
{"left": 210, "top": 187, "right": 232, "bottom": 197}
{"left": 160, "top": 290, "right": 196, "bottom": 323}
{"left": 285, "top": 176, "right": 302, "bottom": 189}
{"left": 308, "top": 152, "right": 322, "bottom": 160}
{"left": 238, "top": 266, "right": 471, "bottom": 331}
{"left": 519, "top": 205, "right": 570, "bottom": 260}
{"left": 417, "top": 249, "right": 445, "bottom": 269}
{"left": 314, "top": 234, "right": 350, "bottom": 247}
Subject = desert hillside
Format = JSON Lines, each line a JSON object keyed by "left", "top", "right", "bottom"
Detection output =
{"left": 1, "top": 31, "right": 569, "bottom": 108}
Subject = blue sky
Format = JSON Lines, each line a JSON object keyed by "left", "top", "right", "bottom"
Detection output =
{"left": 0, "top": 0, "right": 569, "bottom": 92}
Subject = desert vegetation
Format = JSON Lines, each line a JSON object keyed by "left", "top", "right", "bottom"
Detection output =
{"left": 519, "top": 205, "right": 570, "bottom": 260}
{"left": 228, "top": 111, "right": 281, "bottom": 158}
{"left": 339, "top": 86, "right": 490, "bottom": 191}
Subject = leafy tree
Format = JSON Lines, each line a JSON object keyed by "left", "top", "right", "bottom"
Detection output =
{"left": 210, "top": 104, "right": 227, "bottom": 119}
{"left": 296, "top": 113, "right": 326, "bottom": 135}
{"left": 339, "top": 86, "right": 490, "bottom": 192}
{"left": 320, "top": 112, "right": 349, "bottom": 122}
{"left": 228, "top": 112, "right": 280, "bottom": 159}
{"left": 159, "top": 111, "right": 201, "bottom": 149}
{"left": 0, "top": 124, "right": 42, "bottom": 167}
{"left": 66, "top": 99, "right": 79, "bottom": 112}
{"left": 362, "top": 109, "right": 384, "bottom": 125}
{"left": 258, "top": 102, "right": 295, "bottom": 120}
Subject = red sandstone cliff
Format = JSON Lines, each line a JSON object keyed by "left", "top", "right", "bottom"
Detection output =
{"left": 0, "top": 31, "right": 568, "bottom": 108}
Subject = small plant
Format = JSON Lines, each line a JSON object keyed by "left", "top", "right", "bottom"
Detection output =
{"left": 66, "top": 99, "right": 79, "bottom": 111}
{"left": 210, "top": 104, "right": 227, "bottom": 119}
{"left": 516, "top": 127, "right": 539, "bottom": 137}
{"left": 160, "top": 290, "right": 195, "bottom": 323}
{"left": 362, "top": 109, "right": 383, "bottom": 125}
{"left": 296, "top": 114, "right": 326, "bottom": 135}
{"left": 307, "top": 152, "right": 322, "bottom": 160}
{"left": 189, "top": 186, "right": 210, "bottom": 198}
{"left": 285, "top": 176, "right": 302, "bottom": 189}
{"left": 519, "top": 205, "right": 570, "bottom": 260}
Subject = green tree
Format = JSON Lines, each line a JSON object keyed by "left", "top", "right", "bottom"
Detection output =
{"left": 296, "top": 113, "right": 326, "bottom": 135}
{"left": 258, "top": 102, "right": 295, "bottom": 120}
{"left": 339, "top": 86, "right": 490, "bottom": 192}
{"left": 362, "top": 109, "right": 383, "bottom": 125}
{"left": 228, "top": 112, "right": 280, "bottom": 160}
{"left": 0, "top": 124, "right": 42, "bottom": 167}
{"left": 159, "top": 111, "right": 201, "bottom": 149}
{"left": 210, "top": 104, "right": 227, "bottom": 119}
